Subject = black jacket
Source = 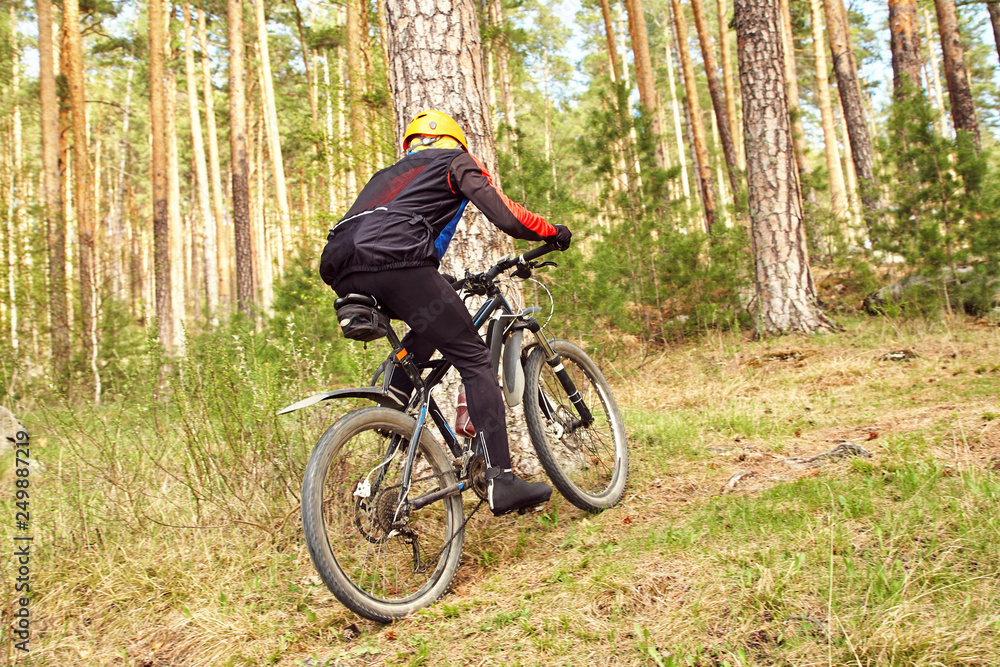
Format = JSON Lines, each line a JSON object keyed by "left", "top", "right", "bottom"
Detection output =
{"left": 320, "top": 149, "right": 555, "bottom": 287}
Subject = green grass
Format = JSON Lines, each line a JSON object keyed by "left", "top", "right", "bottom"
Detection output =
{"left": 2, "top": 315, "right": 1000, "bottom": 665}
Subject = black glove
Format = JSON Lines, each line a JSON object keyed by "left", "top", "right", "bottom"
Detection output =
{"left": 548, "top": 224, "right": 572, "bottom": 251}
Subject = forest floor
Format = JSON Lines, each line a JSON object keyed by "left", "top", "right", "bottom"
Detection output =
{"left": 5, "top": 314, "right": 1000, "bottom": 666}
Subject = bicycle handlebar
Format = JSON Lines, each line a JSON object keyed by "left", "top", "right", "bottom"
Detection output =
{"left": 484, "top": 243, "right": 557, "bottom": 280}
{"left": 451, "top": 243, "right": 558, "bottom": 293}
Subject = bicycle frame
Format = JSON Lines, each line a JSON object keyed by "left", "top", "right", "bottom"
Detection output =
{"left": 279, "top": 245, "right": 595, "bottom": 513}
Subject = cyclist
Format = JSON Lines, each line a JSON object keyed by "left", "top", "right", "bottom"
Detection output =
{"left": 320, "top": 110, "right": 572, "bottom": 516}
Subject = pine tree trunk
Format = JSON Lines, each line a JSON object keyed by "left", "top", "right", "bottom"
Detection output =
{"left": 322, "top": 53, "right": 339, "bottom": 212}
{"left": 166, "top": 58, "right": 185, "bottom": 353}
{"left": 198, "top": 9, "right": 230, "bottom": 309}
{"left": 290, "top": 0, "right": 320, "bottom": 129}
{"left": 922, "top": 7, "right": 950, "bottom": 137}
{"left": 809, "top": 0, "right": 849, "bottom": 222}
{"left": 889, "top": 0, "right": 923, "bottom": 97}
{"left": 823, "top": 0, "right": 881, "bottom": 217}
{"left": 663, "top": 9, "right": 692, "bottom": 203}
{"left": 251, "top": 106, "right": 274, "bottom": 309}
{"left": 253, "top": 0, "right": 292, "bottom": 267}
{"left": 60, "top": 31, "right": 75, "bottom": 342}
{"left": 493, "top": 0, "right": 517, "bottom": 138}
{"left": 934, "top": 0, "right": 980, "bottom": 148}
{"left": 778, "top": 0, "right": 809, "bottom": 179}
{"left": 690, "top": 0, "right": 741, "bottom": 194}
{"left": 38, "top": 0, "right": 69, "bottom": 380}
{"left": 718, "top": 0, "right": 743, "bottom": 169}
{"left": 109, "top": 57, "right": 134, "bottom": 302}
{"left": 229, "top": 0, "right": 255, "bottom": 317}
{"left": 64, "top": 0, "right": 99, "bottom": 394}
{"left": 670, "top": 0, "right": 717, "bottom": 232}
{"left": 599, "top": 0, "right": 622, "bottom": 82}
{"left": 836, "top": 91, "right": 862, "bottom": 235}
{"left": 624, "top": 0, "right": 665, "bottom": 169}
{"left": 5, "top": 24, "right": 20, "bottom": 357}
{"left": 184, "top": 5, "right": 219, "bottom": 315}
{"left": 150, "top": 0, "right": 173, "bottom": 350}
{"left": 346, "top": 0, "right": 368, "bottom": 191}
{"left": 599, "top": 2, "right": 639, "bottom": 204}
{"left": 988, "top": 3, "right": 1000, "bottom": 67}
{"left": 336, "top": 9, "right": 355, "bottom": 200}
{"left": 734, "top": 0, "right": 835, "bottom": 336}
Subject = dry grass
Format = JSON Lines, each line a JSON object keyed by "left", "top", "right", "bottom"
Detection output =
{"left": 3, "top": 315, "right": 1000, "bottom": 666}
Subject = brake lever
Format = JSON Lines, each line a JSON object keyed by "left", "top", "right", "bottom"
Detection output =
{"left": 536, "top": 261, "right": 558, "bottom": 269}
{"left": 512, "top": 264, "right": 532, "bottom": 279}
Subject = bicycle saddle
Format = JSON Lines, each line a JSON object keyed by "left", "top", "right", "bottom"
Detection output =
{"left": 334, "top": 293, "right": 399, "bottom": 320}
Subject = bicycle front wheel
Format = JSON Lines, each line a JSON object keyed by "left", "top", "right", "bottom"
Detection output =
{"left": 301, "top": 407, "right": 464, "bottom": 622}
{"left": 523, "top": 339, "right": 629, "bottom": 512}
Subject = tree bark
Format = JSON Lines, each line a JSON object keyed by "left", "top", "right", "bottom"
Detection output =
{"left": 253, "top": 0, "right": 292, "bottom": 267}
{"left": 150, "top": 0, "right": 172, "bottom": 350}
{"left": 166, "top": 55, "right": 185, "bottom": 353}
{"left": 38, "top": 0, "right": 69, "bottom": 381}
{"left": 779, "top": 0, "right": 809, "bottom": 179}
{"left": 493, "top": 0, "right": 517, "bottom": 138}
{"left": 184, "top": 4, "right": 219, "bottom": 314}
{"left": 734, "top": 0, "right": 835, "bottom": 336}
{"left": 934, "top": 0, "right": 980, "bottom": 148}
{"left": 690, "top": 0, "right": 741, "bottom": 195}
{"left": 109, "top": 56, "right": 134, "bottom": 302}
{"left": 988, "top": 3, "right": 1000, "bottom": 68}
{"left": 823, "top": 0, "right": 881, "bottom": 217}
{"left": 922, "top": 6, "right": 950, "bottom": 137}
{"left": 346, "top": 0, "right": 368, "bottom": 192}
{"left": 809, "top": 0, "right": 849, "bottom": 221}
{"left": 889, "top": 0, "right": 923, "bottom": 97}
{"left": 599, "top": 0, "right": 622, "bottom": 82}
{"left": 322, "top": 52, "right": 339, "bottom": 211}
{"left": 6, "top": 11, "right": 21, "bottom": 357}
{"left": 662, "top": 10, "right": 692, "bottom": 203}
{"left": 718, "top": 0, "right": 743, "bottom": 168}
{"left": 64, "top": 0, "right": 99, "bottom": 394}
{"left": 624, "top": 0, "right": 665, "bottom": 168}
{"left": 290, "top": 0, "right": 320, "bottom": 129}
{"left": 670, "top": 0, "right": 716, "bottom": 232}
{"left": 199, "top": 8, "right": 230, "bottom": 308}
{"left": 229, "top": 0, "right": 255, "bottom": 317}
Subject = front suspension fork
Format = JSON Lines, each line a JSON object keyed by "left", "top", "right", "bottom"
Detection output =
{"left": 529, "top": 326, "right": 594, "bottom": 428}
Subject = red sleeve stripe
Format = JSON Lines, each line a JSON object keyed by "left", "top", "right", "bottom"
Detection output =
{"left": 469, "top": 154, "right": 555, "bottom": 237}
{"left": 470, "top": 154, "right": 495, "bottom": 185}
{"left": 497, "top": 191, "right": 557, "bottom": 237}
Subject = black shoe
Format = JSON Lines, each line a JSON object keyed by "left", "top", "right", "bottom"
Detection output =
{"left": 487, "top": 470, "right": 552, "bottom": 516}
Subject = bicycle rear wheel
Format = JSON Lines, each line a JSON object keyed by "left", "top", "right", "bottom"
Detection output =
{"left": 301, "top": 407, "right": 464, "bottom": 622}
{"left": 523, "top": 339, "right": 628, "bottom": 512}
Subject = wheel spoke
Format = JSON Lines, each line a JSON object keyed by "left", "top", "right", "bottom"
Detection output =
{"left": 301, "top": 408, "right": 465, "bottom": 621}
{"left": 524, "top": 340, "right": 629, "bottom": 511}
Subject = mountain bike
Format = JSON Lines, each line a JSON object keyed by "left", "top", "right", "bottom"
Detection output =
{"left": 278, "top": 243, "right": 628, "bottom": 622}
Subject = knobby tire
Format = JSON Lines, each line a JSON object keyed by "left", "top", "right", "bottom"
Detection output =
{"left": 523, "top": 339, "right": 629, "bottom": 511}
{"left": 301, "top": 407, "right": 464, "bottom": 622}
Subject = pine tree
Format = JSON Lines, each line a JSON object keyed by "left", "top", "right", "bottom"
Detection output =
{"left": 934, "top": 0, "right": 980, "bottom": 149}
{"left": 230, "top": 0, "right": 255, "bottom": 317}
{"left": 735, "top": 0, "right": 835, "bottom": 335}
{"left": 37, "top": 0, "right": 69, "bottom": 381}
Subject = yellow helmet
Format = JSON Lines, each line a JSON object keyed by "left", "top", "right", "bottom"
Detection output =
{"left": 403, "top": 110, "right": 468, "bottom": 152}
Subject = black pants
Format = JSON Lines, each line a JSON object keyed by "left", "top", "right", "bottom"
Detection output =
{"left": 335, "top": 266, "right": 511, "bottom": 470}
